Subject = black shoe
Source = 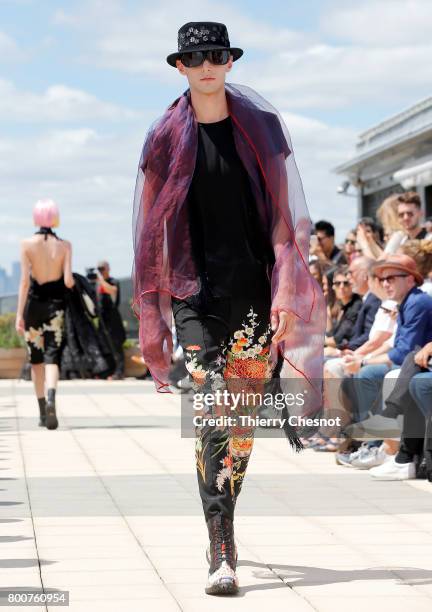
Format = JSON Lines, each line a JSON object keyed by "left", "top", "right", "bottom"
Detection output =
{"left": 38, "top": 398, "right": 47, "bottom": 427}
{"left": 45, "top": 388, "right": 58, "bottom": 430}
{"left": 205, "top": 515, "right": 239, "bottom": 596}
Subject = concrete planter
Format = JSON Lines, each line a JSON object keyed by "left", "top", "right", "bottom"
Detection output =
{"left": 0, "top": 347, "right": 26, "bottom": 379}
{"left": 124, "top": 346, "right": 148, "bottom": 378}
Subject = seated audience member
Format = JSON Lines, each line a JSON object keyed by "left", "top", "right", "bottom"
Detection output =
{"left": 359, "top": 217, "right": 384, "bottom": 244}
{"left": 356, "top": 192, "right": 430, "bottom": 262}
{"left": 308, "top": 259, "right": 381, "bottom": 451}
{"left": 343, "top": 257, "right": 381, "bottom": 352}
{"left": 345, "top": 255, "right": 432, "bottom": 424}
{"left": 369, "top": 342, "right": 432, "bottom": 480}
{"left": 400, "top": 239, "right": 432, "bottom": 297}
{"left": 309, "top": 259, "right": 333, "bottom": 291}
{"left": 322, "top": 268, "right": 339, "bottom": 327}
{"left": 355, "top": 217, "right": 384, "bottom": 260}
{"left": 343, "top": 230, "right": 357, "bottom": 264}
{"left": 310, "top": 220, "right": 347, "bottom": 268}
{"left": 325, "top": 266, "right": 362, "bottom": 356}
{"left": 397, "top": 191, "right": 429, "bottom": 241}
{"left": 377, "top": 193, "right": 406, "bottom": 254}
{"left": 340, "top": 271, "right": 398, "bottom": 373}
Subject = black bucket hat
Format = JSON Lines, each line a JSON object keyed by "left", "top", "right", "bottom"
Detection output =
{"left": 167, "top": 21, "right": 243, "bottom": 67}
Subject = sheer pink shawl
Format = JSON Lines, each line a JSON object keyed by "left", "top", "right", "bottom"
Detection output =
{"left": 132, "top": 83, "right": 326, "bottom": 415}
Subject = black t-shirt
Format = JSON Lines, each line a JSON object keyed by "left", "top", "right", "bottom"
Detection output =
{"left": 187, "top": 116, "right": 271, "bottom": 297}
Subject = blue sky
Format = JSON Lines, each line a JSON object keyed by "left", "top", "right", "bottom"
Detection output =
{"left": 1, "top": 0, "right": 431, "bottom": 276}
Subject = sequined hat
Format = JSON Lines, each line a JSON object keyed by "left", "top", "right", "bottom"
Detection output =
{"left": 166, "top": 22, "right": 243, "bottom": 67}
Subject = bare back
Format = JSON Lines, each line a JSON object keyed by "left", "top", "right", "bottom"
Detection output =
{"left": 22, "top": 234, "right": 69, "bottom": 284}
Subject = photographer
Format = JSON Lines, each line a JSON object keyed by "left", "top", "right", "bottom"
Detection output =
{"left": 96, "top": 261, "right": 126, "bottom": 380}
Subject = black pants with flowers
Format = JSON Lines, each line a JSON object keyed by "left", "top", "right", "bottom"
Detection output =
{"left": 172, "top": 269, "right": 272, "bottom": 522}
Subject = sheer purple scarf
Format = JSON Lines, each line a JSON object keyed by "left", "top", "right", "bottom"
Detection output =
{"left": 132, "top": 83, "right": 326, "bottom": 415}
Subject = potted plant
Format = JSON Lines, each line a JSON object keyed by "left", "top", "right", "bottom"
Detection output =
{"left": 123, "top": 338, "right": 148, "bottom": 378}
{"left": 0, "top": 313, "right": 27, "bottom": 379}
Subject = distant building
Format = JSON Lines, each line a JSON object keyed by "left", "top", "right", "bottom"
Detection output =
{"left": 0, "top": 268, "right": 7, "bottom": 295}
{"left": 0, "top": 261, "right": 20, "bottom": 297}
{"left": 334, "top": 96, "right": 432, "bottom": 219}
{"left": 10, "top": 261, "right": 20, "bottom": 292}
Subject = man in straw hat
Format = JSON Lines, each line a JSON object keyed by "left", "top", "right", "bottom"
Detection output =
{"left": 343, "top": 255, "right": 432, "bottom": 442}
{"left": 132, "top": 21, "right": 326, "bottom": 595}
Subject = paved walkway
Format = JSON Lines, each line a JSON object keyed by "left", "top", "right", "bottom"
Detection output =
{"left": 1, "top": 379, "right": 432, "bottom": 612}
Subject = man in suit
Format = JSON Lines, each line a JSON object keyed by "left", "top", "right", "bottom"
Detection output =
{"left": 325, "top": 257, "right": 381, "bottom": 371}
{"left": 344, "top": 256, "right": 381, "bottom": 351}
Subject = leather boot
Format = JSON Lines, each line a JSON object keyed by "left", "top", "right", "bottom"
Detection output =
{"left": 205, "top": 514, "right": 238, "bottom": 595}
{"left": 45, "top": 388, "right": 58, "bottom": 430}
{"left": 37, "top": 398, "right": 46, "bottom": 427}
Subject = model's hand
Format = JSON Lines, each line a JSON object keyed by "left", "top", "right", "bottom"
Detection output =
{"left": 271, "top": 310, "right": 296, "bottom": 344}
{"left": 414, "top": 342, "right": 432, "bottom": 369}
{"left": 15, "top": 316, "right": 25, "bottom": 336}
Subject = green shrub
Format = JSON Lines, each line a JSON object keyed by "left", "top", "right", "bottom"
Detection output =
{"left": 123, "top": 338, "right": 138, "bottom": 349}
{"left": 0, "top": 313, "right": 25, "bottom": 349}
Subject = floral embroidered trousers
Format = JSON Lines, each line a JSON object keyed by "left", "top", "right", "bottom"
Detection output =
{"left": 172, "top": 280, "right": 272, "bottom": 522}
{"left": 24, "top": 297, "right": 65, "bottom": 365}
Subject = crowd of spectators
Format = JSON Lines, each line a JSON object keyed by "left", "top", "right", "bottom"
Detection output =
{"left": 306, "top": 191, "right": 432, "bottom": 482}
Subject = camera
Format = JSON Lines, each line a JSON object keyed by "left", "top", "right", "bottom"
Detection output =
{"left": 85, "top": 267, "right": 98, "bottom": 282}
{"left": 86, "top": 266, "right": 106, "bottom": 283}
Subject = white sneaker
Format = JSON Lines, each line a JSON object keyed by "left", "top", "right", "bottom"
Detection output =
{"left": 369, "top": 456, "right": 416, "bottom": 480}
{"left": 335, "top": 443, "right": 367, "bottom": 467}
{"left": 351, "top": 444, "right": 391, "bottom": 470}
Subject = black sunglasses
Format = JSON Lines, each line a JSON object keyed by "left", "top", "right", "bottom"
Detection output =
{"left": 333, "top": 281, "right": 351, "bottom": 287}
{"left": 377, "top": 274, "right": 409, "bottom": 284}
{"left": 179, "top": 49, "right": 231, "bottom": 68}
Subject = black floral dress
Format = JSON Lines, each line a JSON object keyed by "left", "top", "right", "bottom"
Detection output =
{"left": 24, "top": 277, "right": 66, "bottom": 365}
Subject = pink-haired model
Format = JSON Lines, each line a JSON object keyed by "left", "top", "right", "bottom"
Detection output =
{"left": 15, "top": 199, "right": 75, "bottom": 429}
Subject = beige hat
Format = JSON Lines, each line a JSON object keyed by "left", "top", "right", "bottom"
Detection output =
{"left": 373, "top": 254, "right": 423, "bottom": 285}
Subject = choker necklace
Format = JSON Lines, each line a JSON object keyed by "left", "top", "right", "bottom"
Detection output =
{"left": 35, "top": 227, "right": 59, "bottom": 241}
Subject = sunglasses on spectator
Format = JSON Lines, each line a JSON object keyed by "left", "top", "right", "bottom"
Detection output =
{"left": 398, "top": 211, "right": 415, "bottom": 218}
{"left": 345, "top": 239, "right": 356, "bottom": 245}
{"left": 377, "top": 274, "right": 409, "bottom": 284}
{"left": 179, "top": 49, "right": 231, "bottom": 67}
{"left": 333, "top": 280, "right": 351, "bottom": 287}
